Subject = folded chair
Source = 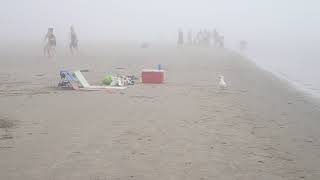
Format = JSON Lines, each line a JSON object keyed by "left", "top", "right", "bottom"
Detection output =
{"left": 58, "top": 70, "right": 80, "bottom": 90}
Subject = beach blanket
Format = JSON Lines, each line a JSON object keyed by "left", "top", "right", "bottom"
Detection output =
{"left": 73, "top": 71, "right": 127, "bottom": 90}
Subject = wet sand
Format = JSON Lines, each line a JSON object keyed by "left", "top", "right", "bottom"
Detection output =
{"left": 1, "top": 45, "right": 320, "bottom": 180}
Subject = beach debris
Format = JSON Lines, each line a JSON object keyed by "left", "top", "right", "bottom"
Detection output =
{"left": 90, "top": 176, "right": 108, "bottom": 180}
{"left": 0, "top": 146, "right": 14, "bottom": 149}
{"left": 127, "top": 75, "right": 138, "bottom": 85}
{"left": 80, "top": 69, "right": 89, "bottom": 72}
{"left": 115, "top": 67, "right": 125, "bottom": 70}
{"left": 103, "top": 75, "right": 136, "bottom": 86}
{"left": 0, "top": 117, "right": 15, "bottom": 139}
{"left": 219, "top": 75, "right": 227, "bottom": 89}
{"left": 35, "top": 74, "right": 45, "bottom": 77}
{"left": 121, "top": 75, "right": 136, "bottom": 85}
{"left": 0, "top": 118, "right": 15, "bottom": 129}
{"left": 304, "top": 139, "right": 313, "bottom": 143}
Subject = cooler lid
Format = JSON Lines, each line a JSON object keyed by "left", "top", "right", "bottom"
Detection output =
{"left": 142, "top": 69, "right": 164, "bottom": 72}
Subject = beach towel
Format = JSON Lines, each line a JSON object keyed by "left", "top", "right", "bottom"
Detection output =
{"left": 73, "top": 71, "right": 126, "bottom": 90}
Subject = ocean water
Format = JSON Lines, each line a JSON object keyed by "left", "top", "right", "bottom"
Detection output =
{"left": 245, "top": 45, "right": 320, "bottom": 99}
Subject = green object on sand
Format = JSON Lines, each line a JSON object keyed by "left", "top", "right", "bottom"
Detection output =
{"left": 102, "top": 75, "right": 113, "bottom": 85}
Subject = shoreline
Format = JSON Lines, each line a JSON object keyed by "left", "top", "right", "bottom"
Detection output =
{"left": 229, "top": 49, "right": 320, "bottom": 105}
{"left": 242, "top": 51, "right": 320, "bottom": 103}
{"left": 251, "top": 57, "right": 320, "bottom": 102}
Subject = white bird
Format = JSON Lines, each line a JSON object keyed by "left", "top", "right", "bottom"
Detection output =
{"left": 219, "top": 75, "right": 227, "bottom": 89}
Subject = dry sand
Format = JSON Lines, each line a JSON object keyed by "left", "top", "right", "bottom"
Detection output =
{"left": 1, "top": 45, "right": 320, "bottom": 180}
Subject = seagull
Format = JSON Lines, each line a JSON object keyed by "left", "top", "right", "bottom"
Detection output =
{"left": 219, "top": 75, "right": 227, "bottom": 89}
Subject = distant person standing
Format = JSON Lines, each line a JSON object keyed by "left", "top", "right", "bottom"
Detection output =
{"left": 212, "top": 29, "right": 218, "bottom": 47}
{"left": 177, "top": 29, "right": 184, "bottom": 47}
{"left": 239, "top": 40, "right": 247, "bottom": 51}
{"left": 43, "top": 28, "right": 56, "bottom": 58}
{"left": 69, "top": 26, "right": 78, "bottom": 54}
{"left": 196, "top": 31, "right": 201, "bottom": 45}
{"left": 198, "top": 30, "right": 204, "bottom": 46}
{"left": 187, "top": 30, "right": 193, "bottom": 45}
{"left": 219, "top": 35, "right": 224, "bottom": 48}
{"left": 203, "top": 29, "right": 210, "bottom": 46}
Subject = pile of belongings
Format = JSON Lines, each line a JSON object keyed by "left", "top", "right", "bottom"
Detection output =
{"left": 103, "top": 75, "right": 137, "bottom": 86}
{"left": 58, "top": 70, "right": 127, "bottom": 91}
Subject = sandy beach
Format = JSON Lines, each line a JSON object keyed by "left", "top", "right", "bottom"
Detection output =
{"left": 1, "top": 45, "right": 320, "bottom": 180}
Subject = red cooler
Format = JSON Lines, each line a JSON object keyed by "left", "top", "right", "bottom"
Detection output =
{"left": 142, "top": 69, "right": 164, "bottom": 84}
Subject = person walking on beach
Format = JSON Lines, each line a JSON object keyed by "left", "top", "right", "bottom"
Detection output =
{"left": 177, "top": 29, "right": 184, "bottom": 47}
{"left": 43, "top": 27, "right": 56, "bottom": 58}
{"left": 203, "top": 29, "right": 210, "bottom": 46}
{"left": 212, "top": 29, "right": 218, "bottom": 47}
{"left": 69, "top": 26, "right": 78, "bottom": 54}
{"left": 199, "top": 30, "right": 205, "bottom": 46}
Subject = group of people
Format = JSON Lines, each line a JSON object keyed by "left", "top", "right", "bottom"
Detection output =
{"left": 177, "top": 29, "right": 225, "bottom": 48}
{"left": 43, "top": 26, "right": 78, "bottom": 58}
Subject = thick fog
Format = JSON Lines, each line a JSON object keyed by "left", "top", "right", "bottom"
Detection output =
{"left": 1, "top": 0, "right": 320, "bottom": 77}
{"left": 1, "top": 0, "right": 319, "bottom": 44}
{"left": 1, "top": 0, "right": 320, "bottom": 96}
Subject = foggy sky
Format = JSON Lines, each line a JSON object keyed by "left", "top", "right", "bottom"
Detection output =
{"left": 1, "top": 0, "right": 319, "bottom": 44}
{"left": 1, "top": 0, "right": 319, "bottom": 98}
